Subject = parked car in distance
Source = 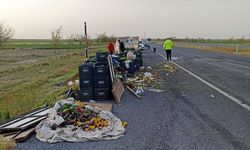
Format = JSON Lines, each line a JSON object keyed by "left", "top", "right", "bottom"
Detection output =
{"left": 138, "top": 41, "right": 145, "bottom": 50}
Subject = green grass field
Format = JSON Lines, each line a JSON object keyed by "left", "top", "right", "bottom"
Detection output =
{"left": 2, "top": 39, "right": 106, "bottom": 49}
{"left": 179, "top": 39, "right": 250, "bottom": 44}
{"left": 0, "top": 41, "right": 107, "bottom": 122}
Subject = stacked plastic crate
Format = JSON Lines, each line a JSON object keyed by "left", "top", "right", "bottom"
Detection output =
{"left": 78, "top": 52, "right": 112, "bottom": 101}
{"left": 93, "top": 53, "right": 112, "bottom": 100}
{"left": 134, "top": 51, "right": 143, "bottom": 70}
{"left": 118, "top": 51, "right": 143, "bottom": 76}
{"left": 78, "top": 63, "right": 94, "bottom": 100}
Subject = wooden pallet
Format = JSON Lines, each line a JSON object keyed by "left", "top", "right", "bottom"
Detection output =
{"left": 112, "top": 79, "right": 125, "bottom": 104}
{"left": 0, "top": 107, "right": 50, "bottom": 142}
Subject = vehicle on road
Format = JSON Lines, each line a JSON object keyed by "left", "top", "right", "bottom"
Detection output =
{"left": 116, "top": 36, "right": 139, "bottom": 50}
{"left": 138, "top": 41, "right": 145, "bottom": 50}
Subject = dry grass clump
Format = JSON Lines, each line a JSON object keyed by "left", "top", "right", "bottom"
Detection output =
{"left": 0, "top": 135, "right": 16, "bottom": 150}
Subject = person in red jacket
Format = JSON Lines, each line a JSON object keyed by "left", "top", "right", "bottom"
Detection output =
{"left": 107, "top": 42, "right": 115, "bottom": 55}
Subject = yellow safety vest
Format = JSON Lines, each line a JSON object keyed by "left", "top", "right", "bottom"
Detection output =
{"left": 163, "top": 40, "right": 173, "bottom": 50}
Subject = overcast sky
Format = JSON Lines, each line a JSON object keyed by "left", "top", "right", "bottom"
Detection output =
{"left": 1, "top": 0, "right": 250, "bottom": 39}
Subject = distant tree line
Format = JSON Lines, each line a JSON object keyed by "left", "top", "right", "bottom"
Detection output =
{"left": 174, "top": 37, "right": 250, "bottom": 44}
{"left": 96, "top": 32, "right": 116, "bottom": 44}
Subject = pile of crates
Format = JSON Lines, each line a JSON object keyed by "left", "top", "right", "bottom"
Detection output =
{"left": 78, "top": 52, "right": 112, "bottom": 101}
{"left": 118, "top": 51, "right": 143, "bottom": 76}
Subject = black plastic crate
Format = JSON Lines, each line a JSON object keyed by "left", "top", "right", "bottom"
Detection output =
{"left": 119, "top": 61, "right": 127, "bottom": 70}
{"left": 128, "top": 67, "right": 136, "bottom": 75}
{"left": 96, "top": 52, "right": 108, "bottom": 62}
{"left": 93, "top": 77, "right": 111, "bottom": 88}
{"left": 78, "top": 88, "right": 93, "bottom": 101}
{"left": 128, "top": 61, "right": 136, "bottom": 75}
{"left": 79, "top": 76, "right": 93, "bottom": 88}
{"left": 134, "top": 61, "right": 141, "bottom": 71}
{"left": 136, "top": 52, "right": 142, "bottom": 58}
{"left": 79, "top": 63, "right": 93, "bottom": 77}
{"left": 140, "top": 59, "right": 143, "bottom": 66}
{"left": 86, "top": 57, "right": 96, "bottom": 63}
{"left": 135, "top": 57, "right": 143, "bottom": 66}
{"left": 94, "top": 58, "right": 109, "bottom": 64}
{"left": 93, "top": 63, "right": 110, "bottom": 77}
{"left": 94, "top": 88, "right": 112, "bottom": 100}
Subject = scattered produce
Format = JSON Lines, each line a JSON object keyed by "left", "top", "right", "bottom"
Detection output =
{"left": 156, "top": 62, "right": 176, "bottom": 73}
{"left": 122, "top": 121, "right": 128, "bottom": 127}
{"left": 36, "top": 99, "right": 126, "bottom": 143}
{"left": 120, "top": 56, "right": 127, "bottom": 61}
{"left": 55, "top": 101, "right": 109, "bottom": 132}
{"left": 126, "top": 69, "right": 163, "bottom": 90}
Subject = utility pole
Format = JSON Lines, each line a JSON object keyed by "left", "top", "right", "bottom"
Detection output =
{"left": 84, "top": 21, "right": 88, "bottom": 59}
{"left": 236, "top": 44, "right": 239, "bottom": 54}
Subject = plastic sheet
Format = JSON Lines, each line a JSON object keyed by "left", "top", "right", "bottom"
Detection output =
{"left": 35, "top": 99, "right": 125, "bottom": 143}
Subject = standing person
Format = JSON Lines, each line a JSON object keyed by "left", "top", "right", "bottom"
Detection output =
{"left": 107, "top": 42, "right": 114, "bottom": 55}
{"left": 118, "top": 39, "right": 125, "bottom": 53}
{"left": 163, "top": 38, "right": 173, "bottom": 61}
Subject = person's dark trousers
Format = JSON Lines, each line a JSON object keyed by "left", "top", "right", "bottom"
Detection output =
{"left": 165, "top": 50, "right": 172, "bottom": 60}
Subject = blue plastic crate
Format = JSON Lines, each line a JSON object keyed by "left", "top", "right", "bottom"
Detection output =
{"left": 93, "top": 77, "right": 111, "bottom": 88}
{"left": 79, "top": 76, "right": 93, "bottom": 88}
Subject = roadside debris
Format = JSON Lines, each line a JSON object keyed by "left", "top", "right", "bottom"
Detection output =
{"left": 125, "top": 66, "right": 164, "bottom": 93}
{"left": 126, "top": 86, "right": 142, "bottom": 99}
{"left": 35, "top": 99, "right": 125, "bottom": 143}
{"left": 135, "top": 88, "right": 144, "bottom": 95}
{"left": 112, "top": 79, "right": 125, "bottom": 104}
{"left": 0, "top": 107, "right": 50, "bottom": 142}
{"left": 124, "top": 62, "right": 175, "bottom": 94}
{"left": 122, "top": 121, "right": 128, "bottom": 127}
{"left": 148, "top": 89, "right": 164, "bottom": 93}
{"left": 146, "top": 66, "right": 152, "bottom": 70}
{"left": 156, "top": 62, "right": 176, "bottom": 73}
{"left": 144, "top": 72, "right": 153, "bottom": 78}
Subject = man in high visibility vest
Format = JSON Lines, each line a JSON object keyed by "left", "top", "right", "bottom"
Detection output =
{"left": 163, "top": 38, "right": 173, "bottom": 61}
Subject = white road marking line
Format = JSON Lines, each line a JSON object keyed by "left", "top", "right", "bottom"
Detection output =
{"left": 156, "top": 51, "right": 250, "bottom": 112}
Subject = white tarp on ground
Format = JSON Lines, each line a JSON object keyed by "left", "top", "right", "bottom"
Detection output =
{"left": 35, "top": 99, "right": 125, "bottom": 143}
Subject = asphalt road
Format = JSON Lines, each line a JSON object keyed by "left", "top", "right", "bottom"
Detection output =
{"left": 16, "top": 46, "right": 250, "bottom": 150}
{"left": 177, "top": 42, "right": 250, "bottom": 50}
